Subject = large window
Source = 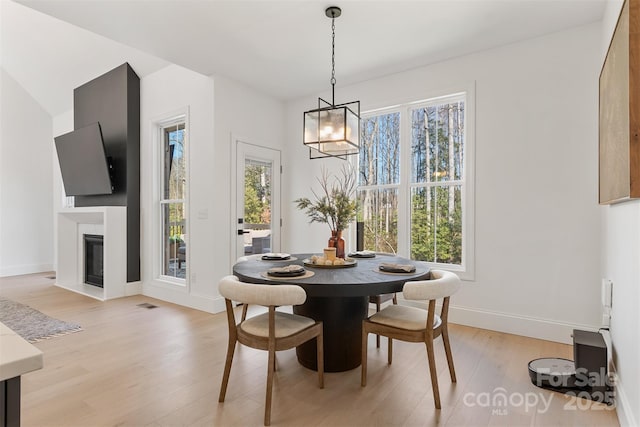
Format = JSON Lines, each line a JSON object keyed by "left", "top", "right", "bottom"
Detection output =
{"left": 358, "top": 111, "right": 400, "bottom": 253}
{"left": 358, "top": 92, "right": 473, "bottom": 276}
{"left": 160, "top": 120, "right": 187, "bottom": 281}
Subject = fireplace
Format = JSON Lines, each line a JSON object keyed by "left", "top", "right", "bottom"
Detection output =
{"left": 84, "top": 234, "right": 104, "bottom": 287}
{"left": 57, "top": 207, "right": 128, "bottom": 300}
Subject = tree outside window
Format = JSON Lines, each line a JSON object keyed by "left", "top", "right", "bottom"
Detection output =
{"left": 161, "top": 122, "right": 187, "bottom": 280}
{"left": 358, "top": 94, "right": 467, "bottom": 268}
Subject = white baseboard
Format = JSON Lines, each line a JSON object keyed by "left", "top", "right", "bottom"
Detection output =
{"left": 0, "top": 263, "right": 54, "bottom": 278}
{"left": 142, "top": 282, "right": 224, "bottom": 314}
{"left": 400, "top": 298, "right": 598, "bottom": 344}
{"left": 125, "top": 281, "right": 143, "bottom": 296}
{"left": 614, "top": 373, "right": 638, "bottom": 427}
{"left": 54, "top": 282, "right": 104, "bottom": 301}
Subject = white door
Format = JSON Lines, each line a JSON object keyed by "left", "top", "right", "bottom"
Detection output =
{"left": 232, "top": 139, "right": 281, "bottom": 262}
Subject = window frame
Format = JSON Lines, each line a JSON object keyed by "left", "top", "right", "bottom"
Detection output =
{"left": 358, "top": 107, "right": 403, "bottom": 253}
{"left": 155, "top": 112, "right": 189, "bottom": 286}
{"left": 356, "top": 86, "right": 475, "bottom": 280}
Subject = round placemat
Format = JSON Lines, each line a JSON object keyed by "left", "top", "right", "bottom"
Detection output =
{"left": 374, "top": 268, "right": 424, "bottom": 276}
{"left": 261, "top": 256, "right": 298, "bottom": 262}
{"left": 260, "top": 270, "right": 315, "bottom": 280}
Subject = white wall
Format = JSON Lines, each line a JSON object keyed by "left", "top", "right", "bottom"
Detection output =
{"left": 140, "top": 64, "right": 216, "bottom": 311}
{"left": 139, "top": 65, "right": 284, "bottom": 312}
{"left": 600, "top": 1, "right": 640, "bottom": 425}
{"left": 51, "top": 109, "right": 73, "bottom": 270}
{"left": 284, "top": 23, "right": 603, "bottom": 344}
{"left": 0, "top": 68, "right": 54, "bottom": 276}
{"left": 212, "top": 73, "right": 285, "bottom": 272}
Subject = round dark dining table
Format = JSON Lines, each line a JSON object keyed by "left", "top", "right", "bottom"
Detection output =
{"left": 232, "top": 253, "right": 430, "bottom": 372}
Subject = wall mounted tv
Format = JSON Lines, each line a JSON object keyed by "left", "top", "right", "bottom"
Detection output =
{"left": 54, "top": 122, "right": 114, "bottom": 196}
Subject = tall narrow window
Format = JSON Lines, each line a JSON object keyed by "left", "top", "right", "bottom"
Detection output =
{"left": 410, "top": 97, "right": 465, "bottom": 265}
{"left": 358, "top": 91, "right": 473, "bottom": 276}
{"left": 358, "top": 111, "right": 400, "bottom": 253}
{"left": 160, "top": 120, "right": 187, "bottom": 281}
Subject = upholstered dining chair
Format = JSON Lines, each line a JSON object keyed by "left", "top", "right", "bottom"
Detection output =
{"left": 235, "top": 254, "right": 265, "bottom": 320}
{"left": 368, "top": 252, "right": 398, "bottom": 348}
{"left": 361, "top": 269, "right": 461, "bottom": 409}
{"left": 368, "top": 293, "right": 397, "bottom": 347}
{"left": 218, "top": 275, "right": 324, "bottom": 426}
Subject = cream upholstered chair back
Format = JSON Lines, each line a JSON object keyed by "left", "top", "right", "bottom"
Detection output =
{"left": 361, "top": 269, "right": 461, "bottom": 410}
{"left": 219, "top": 275, "right": 306, "bottom": 307}
{"left": 218, "top": 275, "right": 324, "bottom": 426}
{"left": 402, "top": 269, "right": 461, "bottom": 302}
{"left": 231, "top": 256, "right": 265, "bottom": 321}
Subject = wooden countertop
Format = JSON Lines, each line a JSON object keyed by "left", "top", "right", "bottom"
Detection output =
{"left": 0, "top": 322, "right": 43, "bottom": 381}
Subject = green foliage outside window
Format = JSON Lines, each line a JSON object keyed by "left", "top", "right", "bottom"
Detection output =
{"left": 359, "top": 98, "right": 465, "bottom": 266}
{"left": 244, "top": 163, "right": 271, "bottom": 225}
{"left": 410, "top": 187, "right": 462, "bottom": 264}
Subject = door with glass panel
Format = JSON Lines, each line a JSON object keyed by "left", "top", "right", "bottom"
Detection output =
{"left": 161, "top": 120, "right": 187, "bottom": 281}
{"left": 234, "top": 140, "right": 281, "bottom": 261}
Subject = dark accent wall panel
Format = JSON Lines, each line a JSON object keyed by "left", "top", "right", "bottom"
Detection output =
{"left": 125, "top": 66, "right": 141, "bottom": 283}
{"left": 73, "top": 63, "right": 140, "bottom": 282}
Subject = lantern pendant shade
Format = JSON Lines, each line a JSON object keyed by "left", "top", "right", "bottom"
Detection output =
{"left": 303, "top": 5, "right": 360, "bottom": 160}
{"left": 304, "top": 97, "right": 360, "bottom": 159}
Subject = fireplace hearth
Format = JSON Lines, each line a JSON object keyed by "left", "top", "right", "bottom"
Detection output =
{"left": 84, "top": 234, "right": 104, "bottom": 287}
{"left": 57, "top": 207, "right": 127, "bottom": 300}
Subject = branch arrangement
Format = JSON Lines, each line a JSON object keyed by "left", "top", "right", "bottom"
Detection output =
{"left": 295, "top": 164, "right": 358, "bottom": 233}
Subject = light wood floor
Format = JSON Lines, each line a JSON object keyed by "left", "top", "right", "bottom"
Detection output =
{"left": 1, "top": 273, "right": 619, "bottom": 427}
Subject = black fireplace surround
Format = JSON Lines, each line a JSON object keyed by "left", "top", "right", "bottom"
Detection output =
{"left": 84, "top": 234, "right": 104, "bottom": 287}
{"left": 73, "top": 63, "right": 140, "bottom": 283}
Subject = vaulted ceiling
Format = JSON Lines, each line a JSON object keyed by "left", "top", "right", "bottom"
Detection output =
{"left": 2, "top": 0, "right": 607, "bottom": 116}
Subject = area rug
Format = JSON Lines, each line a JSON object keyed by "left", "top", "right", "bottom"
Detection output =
{"left": 0, "top": 297, "right": 82, "bottom": 343}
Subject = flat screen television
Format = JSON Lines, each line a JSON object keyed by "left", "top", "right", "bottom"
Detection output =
{"left": 54, "top": 123, "right": 114, "bottom": 196}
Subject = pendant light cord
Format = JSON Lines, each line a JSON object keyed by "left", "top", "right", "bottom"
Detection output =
{"left": 331, "top": 14, "right": 336, "bottom": 106}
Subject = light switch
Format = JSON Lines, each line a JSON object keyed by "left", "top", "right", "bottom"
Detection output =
{"left": 601, "top": 279, "right": 613, "bottom": 308}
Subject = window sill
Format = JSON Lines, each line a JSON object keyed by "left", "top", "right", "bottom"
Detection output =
{"left": 156, "top": 275, "right": 187, "bottom": 287}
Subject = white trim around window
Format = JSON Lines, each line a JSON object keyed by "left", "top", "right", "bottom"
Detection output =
{"left": 356, "top": 82, "right": 475, "bottom": 280}
{"left": 151, "top": 108, "right": 190, "bottom": 288}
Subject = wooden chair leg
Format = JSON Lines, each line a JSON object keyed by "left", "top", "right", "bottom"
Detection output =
{"left": 388, "top": 337, "right": 393, "bottom": 365}
{"left": 265, "top": 347, "right": 276, "bottom": 426}
{"left": 392, "top": 294, "right": 397, "bottom": 304}
{"left": 241, "top": 304, "right": 249, "bottom": 322}
{"left": 375, "top": 301, "right": 381, "bottom": 348}
{"left": 442, "top": 325, "right": 457, "bottom": 383}
{"left": 218, "top": 337, "right": 236, "bottom": 402}
{"left": 361, "top": 324, "right": 368, "bottom": 387}
{"left": 425, "top": 339, "right": 441, "bottom": 409}
{"left": 317, "top": 332, "right": 324, "bottom": 389}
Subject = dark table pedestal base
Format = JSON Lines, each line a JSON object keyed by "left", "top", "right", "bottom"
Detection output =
{"left": 294, "top": 296, "right": 368, "bottom": 372}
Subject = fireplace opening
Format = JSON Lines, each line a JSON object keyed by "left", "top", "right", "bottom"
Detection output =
{"left": 84, "top": 234, "right": 104, "bottom": 287}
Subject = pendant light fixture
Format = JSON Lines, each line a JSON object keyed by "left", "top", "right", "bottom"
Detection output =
{"left": 303, "top": 6, "right": 360, "bottom": 160}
